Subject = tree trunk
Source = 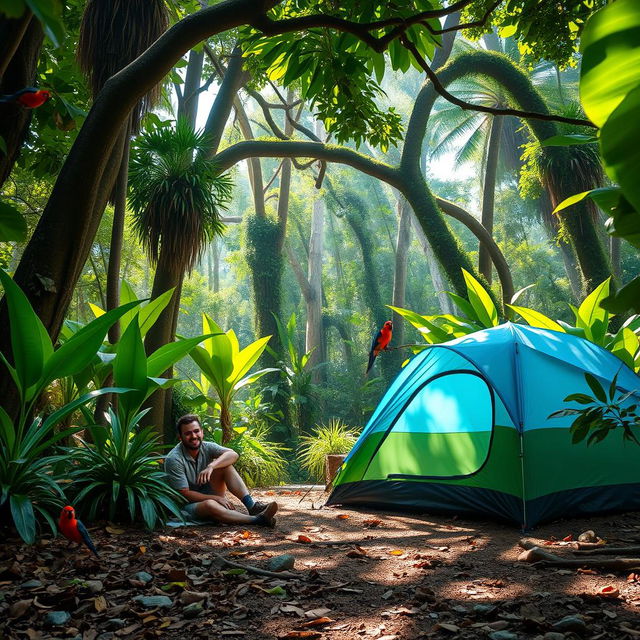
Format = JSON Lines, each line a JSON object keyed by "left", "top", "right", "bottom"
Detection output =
{"left": 220, "top": 403, "right": 233, "bottom": 445}
{"left": 178, "top": 48, "right": 204, "bottom": 126}
{"left": 0, "top": 15, "right": 43, "bottom": 188}
{"left": 391, "top": 195, "right": 412, "bottom": 368}
{"left": 143, "top": 251, "right": 180, "bottom": 439}
{"left": 306, "top": 178, "right": 325, "bottom": 384}
{"left": 479, "top": 116, "right": 503, "bottom": 284}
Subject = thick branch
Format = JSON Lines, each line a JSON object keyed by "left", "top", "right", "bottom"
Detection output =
{"left": 402, "top": 37, "right": 596, "bottom": 128}
{"left": 213, "top": 140, "right": 400, "bottom": 188}
{"left": 251, "top": 1, "right": 474, "bottom": 53}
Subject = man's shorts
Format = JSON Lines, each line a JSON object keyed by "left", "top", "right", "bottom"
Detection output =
{"left": 181, "top": 485, "right": 216, "bottom": 521}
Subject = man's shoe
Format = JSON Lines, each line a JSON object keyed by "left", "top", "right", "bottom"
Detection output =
{"left": 254, "top": 501, "right": 278, "bottom": 528}
{"left": 248, "top": 500, "right": 274, "bottom": 516}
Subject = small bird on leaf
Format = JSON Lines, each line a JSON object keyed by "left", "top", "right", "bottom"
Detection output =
{"left": 58, "top": 505, "right": 99, "bottom": 557}
{"left": 366, "top": 320, "right": 393, "bottom": 374}
{"left": 0, "top": 87, "right": 50, "bottom": 109}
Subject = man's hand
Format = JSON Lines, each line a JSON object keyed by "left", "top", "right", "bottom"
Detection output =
{"left": 212, "top": 495, "right": 235, "bottom": 510}
{"left": 197, "top": 463, "right": 216, "bottom": 486}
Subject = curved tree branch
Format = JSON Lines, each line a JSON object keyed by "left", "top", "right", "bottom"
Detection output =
{"left": 401, "top": 37, "right": 596, "bottom": 128}
{"left": 436, "top": 197, "right": 514, "bottom": 306}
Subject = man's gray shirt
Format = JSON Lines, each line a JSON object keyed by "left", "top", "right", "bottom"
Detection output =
{"left": 164, "top": 441, "right": 228, "bottom": 492}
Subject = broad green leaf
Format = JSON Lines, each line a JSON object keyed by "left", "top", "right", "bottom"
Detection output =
{"left": 203, "top": 314, "right": 233, "bottom": 385}
{"left": 602, "top": 276, "right": 640, "bottom": 314}
{"left": 0, "top": 405, "right": 15, "bottom": 452}
{"left": 541, "top": 134, "right": 598, "bottom": 147}
{"left": 42, "top": 300, "right": 141, "bottom": 384}
{"left": 577, "top": 278, "right": 610, "bottom": 344}
{"left": 118, "top": 279, "right": 140, "bottom": 332}
{"left": 10, "top": 494, "right": 35, "bottom": 544}
{"left": 600, "top": 86, "right": 640, "bottom": 213}
{"left": 609, "top": 327, "right": 639, "bottom": 370}
{"left": 580, "top": 0, "right": 640, "bottom": 127}
{"left": 565, "top": 393, "right": 597, "bottom": 405}
{"left": 445, "top": 291, "right": 480, "bottom": 323}
{"left": 510, "top": 284, "right": 536, "bottom": 305}
{"left": 0, "top": 201, "right": 28, "bottom": 242}
{"left": 147, "top": 334, "right": 217, "bottom": 378}
{"left": 25, "top": 0, "right": 65, "bottom": 47}
{"left": 462, "top": 269, "right": 498, "bottom": 328}
{"left": 507, "top": 306, "right": 565, "bottom": 333}
{"left": 230, "top": 335, "right": 272, "bottom": 383}
{"left": 0, "top": 268, "right": 48, "bottom": 393}
{"left": 604, "top": 196, "right": 640, "bottom": 250}
{"left": 234, "top": 367, "right": 280, "bottom": 391}
{"left": 89, "top": 302, "right": 105, "bottom": 318}
{"left": 585, "top": 373, "right": 607, "bottom": 403}
{"left": 113, "top": 316, "right": 147, "bottom": 418}
{"left": 137, "top": 288, "right": 174, "bottom": 337}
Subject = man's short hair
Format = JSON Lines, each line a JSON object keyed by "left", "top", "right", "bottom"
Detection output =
{"left": 176, "top": 414, "right": 201, "bottom": 436}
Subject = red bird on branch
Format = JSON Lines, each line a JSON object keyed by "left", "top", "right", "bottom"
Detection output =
{"left": 366, "top": 320, "right": 393, "bottom": 375}
{"left": 58, "top": 506, "right": 99, "bottom": 557}
{"left": 0, "top": 87, "right": 50, "bottom": 109}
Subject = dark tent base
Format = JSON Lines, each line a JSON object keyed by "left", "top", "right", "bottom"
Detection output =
{"left": 327, "top": 480, "right": 640, "bottom": 530}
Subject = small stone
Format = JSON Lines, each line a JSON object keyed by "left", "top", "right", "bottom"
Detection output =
{"left": 487, "top": 621, "right": 510, "bottom": 630}
{"left": 105, "top": 619, "right": 125, "bottom": 630}
{"left": 489, "top": 632, "right": 519, "bottom": 640}
{"left": 552, "top": 615, "right": 586, "bottom": 633}
{"left": 267, "top": 554, "right": 295, "bottom": 572}
{"left": 473, "top": 604, "right": 497, "bottom": 617}
{"left": 20, "top": 579, "right": 42, "bottom": 589}
{"left": 96, "top": 633, "right": 115, "bottom": 640}
{"left": 133, "top": 571, "right": 153, "bottom": 584}
{"left": 578, "top": 530, "right": 597, "bottom": 543}
{"left": 85, "top": 580, "right": 104, "bottom": 593}
{"left": 179, "top": 590, "right": 207, "bottom": 605}
{"left": 133, "top": 595, "right": 173, "bottom": 609}
{"left": 183, "top": 602, "right": 203, "bottom": 619}
{"left": 44, "top": 611, "right": 71, "bottom": 627}
{"left": 543, "top": 633, "right": 565, "bottom": 640}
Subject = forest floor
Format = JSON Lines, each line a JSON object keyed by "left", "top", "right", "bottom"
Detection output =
{"left": 2, "top": 488, "right": 640, "bottom": 640}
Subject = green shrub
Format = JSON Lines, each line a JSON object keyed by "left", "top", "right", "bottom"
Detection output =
{"left": 228, "top": 425, "right": 289, "bottom": 488}
{"left": 65, "top": 409, "right": 184, "bottom": 526}
{"left": 297, "top": 419, "right": 359, "bottom": 481}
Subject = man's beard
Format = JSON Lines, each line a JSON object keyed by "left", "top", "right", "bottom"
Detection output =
{"left": 184, "top": 437, "right": 201, "bottom": 450}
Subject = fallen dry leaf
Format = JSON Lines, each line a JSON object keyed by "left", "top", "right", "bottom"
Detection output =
{"left": 8, "top": 599, "right": 32, "bottom": 619}
{"left": 336, "top": 514, "right": 349, "bottom": 520}
{"left": 281, "top": 632, "right": 321, "bottom": 639}
{"left": 296, "top": 535, "right": 313, "bottom": 544}
{"left": 598, "top": 585, "right": 620, "bottom": 598}
{"left": 300, "top": 617, "right": 334, "bottom": 627}
{"left": 94, "top": 595, "right": 108, "bottom": 612}
{"left": 363, "top": 519, "right": 382, "bottom": 528}
{"left": 435, "top": 622, "right": 460, "bottom": 633}
{"left": 562, "top": 534, "right": 573, "bottom": 542}
{"left": 389, "top": 550, "right": 404, "bottom": 556}
{"left": 105, "top": 526, "right": 125, "bottom": 535}
{"left": 304, "top": 608, "right": 331, "bottom": 619}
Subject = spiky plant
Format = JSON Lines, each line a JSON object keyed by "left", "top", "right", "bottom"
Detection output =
{"left": 128, "top": 120, "right": 232, "bottom": 274}
{"left": 129, "top": 119, "right": 232, "bottom": 434}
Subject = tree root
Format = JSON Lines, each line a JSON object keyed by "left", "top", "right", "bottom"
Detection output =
{"left": 518, "top": 539, "right": 640, "bottom": 572}
{"left": 211, "top": 552, "right": 297, "bottom": 580}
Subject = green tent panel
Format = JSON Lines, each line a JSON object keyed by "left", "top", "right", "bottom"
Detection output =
{"left": 327, "top": 323, "right": 640, "bottom": 528}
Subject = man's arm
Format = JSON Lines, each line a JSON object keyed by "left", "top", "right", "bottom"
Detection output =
{"left": 196, "top": 447, "right": 239, "bottom": 485}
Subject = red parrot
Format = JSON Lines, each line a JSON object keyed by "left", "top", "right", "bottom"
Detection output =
{"left": 58, "top": 506, "right": 99, "bottom": 557}
{"left": 366, "top": 320, "right": 393, "bottom": 374}
{"left": 0, "top": 87, "right": 51, "bottom": 109}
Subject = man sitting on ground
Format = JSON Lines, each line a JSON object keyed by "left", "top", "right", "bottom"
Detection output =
{"left": 164, "top": 414, "right": 278, "bottom": 527}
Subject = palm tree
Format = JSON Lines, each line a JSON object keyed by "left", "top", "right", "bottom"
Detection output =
{"left": 128, "top": 119, "right": 233, "bottom": 435}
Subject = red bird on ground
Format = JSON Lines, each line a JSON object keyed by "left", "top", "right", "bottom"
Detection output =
{"left": 0, "top": 87, "right": 51, "bottom": 109}
{"left": 58, "top": 506, "right": 99, "bottom": 557}
{"left": 366, "top": 320, "right": 393, "bottom": 374}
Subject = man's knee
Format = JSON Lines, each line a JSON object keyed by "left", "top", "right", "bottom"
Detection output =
{"left": 196, "top": 499, "right": 224, "bottom": 518}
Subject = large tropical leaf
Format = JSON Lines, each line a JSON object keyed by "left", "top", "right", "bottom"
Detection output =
{"left": 230, "top": 336, "right": 272, "bottom": 384}
{"left": 507, "top": 306, "right": 565, "bottom": 333}
{"left": 42, "top": 300, "right": 141, "bottom": 384}
{"left": 462, "top": 269, "right": 499, "bottom": 328}
{"left": 575, "top": 278, "right": 610, "bottom": 345}
{"left": 0, "top": 269, "right": 50, "bottom": 395}
{"left": 10, "top": 494, "right": 36, "bottom": 544}
{"left": 147, "top": 334, "right": 216, "bottom": 379}
{"left": 113, "top": 317, "right": 147, "bottom": 419}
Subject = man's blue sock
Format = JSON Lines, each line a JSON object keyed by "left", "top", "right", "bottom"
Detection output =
{"left": 241, "top": 495, "right": 255, "bottom": 510}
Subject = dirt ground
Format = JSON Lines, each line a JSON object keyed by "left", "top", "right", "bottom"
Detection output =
{"left": 2, "top": 488, "right": 640, "bottom": 639}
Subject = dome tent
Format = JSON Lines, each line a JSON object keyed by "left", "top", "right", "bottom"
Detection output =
{"left": 327, "top": 323, "right": 640, "bottom": 528}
